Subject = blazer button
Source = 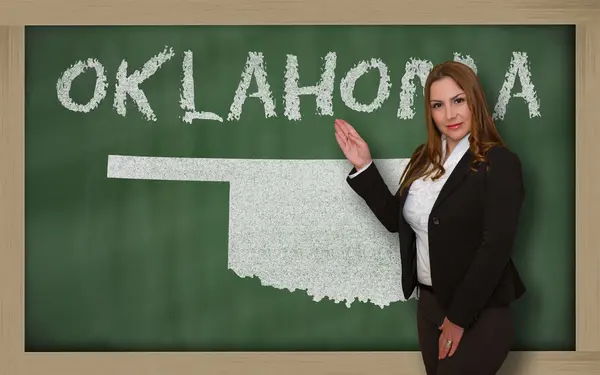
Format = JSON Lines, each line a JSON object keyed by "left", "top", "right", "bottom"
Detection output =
{"left": 432, "top": 217, "right": 440, "bottom": 225}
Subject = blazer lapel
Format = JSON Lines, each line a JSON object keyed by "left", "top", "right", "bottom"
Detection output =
{"left": 431, "top": 149, "right": 474, "bottom": 212}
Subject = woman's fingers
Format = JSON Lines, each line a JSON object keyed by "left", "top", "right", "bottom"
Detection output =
{"left": 335, "top": 127, "right": 359, "bottom": 161}
{"left": 448, "top": 335, "right": 461, "bottom": 357}
{"left": 336, "top": 119, "right": 357, "bottom": 138}
{"left": 339, "top": 119, "right": 362, "bottom": 139}
{"left": 447, "top": 328, "right": 463, "bottom": 357}
{"left": 348, "top": 131, "right": 367, "bottom": 149}
{"left": 438, "top": 332, "right": 451, "bottom": 360}
{"left": 337, "top": 120, "right": 368, "bottom": 152}
{"left": 335, "top": 131, "right": 351, "bottom": 153}
{"left": 438, "top": 328, "right": 463, "bottom": 361}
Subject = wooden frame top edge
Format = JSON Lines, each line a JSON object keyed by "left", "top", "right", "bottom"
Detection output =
{"left": 0, "top": 1, "right": 599, "bottom": 25}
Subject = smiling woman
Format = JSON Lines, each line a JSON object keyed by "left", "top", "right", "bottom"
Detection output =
{"left": 338, "top": 61, "right": 526, "bottom": 375}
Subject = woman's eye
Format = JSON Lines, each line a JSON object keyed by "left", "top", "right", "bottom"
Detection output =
{"left": 455, "top": 97, "right": 465, "bottom": 104}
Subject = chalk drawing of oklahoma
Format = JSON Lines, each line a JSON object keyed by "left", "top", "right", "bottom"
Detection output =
{"left": 108, "top": 154, "right": 410, "bottom": 308}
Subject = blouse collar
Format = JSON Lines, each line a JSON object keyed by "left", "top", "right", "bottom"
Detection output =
{"left": 441, "top": 132, "right": 471, "bottom": 166}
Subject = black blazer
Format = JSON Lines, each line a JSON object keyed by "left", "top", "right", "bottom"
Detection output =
{"left": 346, "top": 144, "right": 526, "bottom": 330}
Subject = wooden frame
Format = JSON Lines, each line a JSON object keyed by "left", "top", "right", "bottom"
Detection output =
{"left": 1, "top": 1, "right": 599, "bottom": 374}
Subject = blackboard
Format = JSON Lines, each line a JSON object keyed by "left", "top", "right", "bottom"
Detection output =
{"left": 25, "top": 25, "right": 575, "bottom": 351}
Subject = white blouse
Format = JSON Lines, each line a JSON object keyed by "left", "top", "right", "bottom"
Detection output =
{"left": 349, "top": 133, "right": 471, "bottom": 286}
{"left": 402, "top": 133, "right": 470, "bottom": 286}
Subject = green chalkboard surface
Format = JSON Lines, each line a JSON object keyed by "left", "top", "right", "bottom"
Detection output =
{"left": 25, "top": 25, "right": 575, "bottom": 351}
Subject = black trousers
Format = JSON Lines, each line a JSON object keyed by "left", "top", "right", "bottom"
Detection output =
{"left": 416, "top": 286, "right": 514, "bottom": 375}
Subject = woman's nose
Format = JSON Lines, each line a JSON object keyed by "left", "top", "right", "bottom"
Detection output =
{"left": 445, "top": 105, "right": 455, "bottom": 120}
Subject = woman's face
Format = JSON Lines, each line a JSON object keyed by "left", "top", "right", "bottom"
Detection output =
{"left": 429, "top": 77, "right": 472, "bottom": 146}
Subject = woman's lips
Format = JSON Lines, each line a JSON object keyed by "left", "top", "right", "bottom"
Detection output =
{"left": 447, "top": 122, "right": 462, "bottom": 130}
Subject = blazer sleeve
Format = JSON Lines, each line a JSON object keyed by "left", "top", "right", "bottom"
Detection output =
{"left": 446, "top": 146, "right": 525, "bottom": 329}
{"left": 345, "top": 161, "right": 401, "bottom": 233}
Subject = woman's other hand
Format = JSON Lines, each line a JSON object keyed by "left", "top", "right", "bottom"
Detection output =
{"left": 438, "top": 317, "right": 465, "bottom": 360}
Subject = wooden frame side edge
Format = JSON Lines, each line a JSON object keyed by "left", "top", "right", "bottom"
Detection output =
{"left": 576, "top": 10, "right": 600, "bottom": 354}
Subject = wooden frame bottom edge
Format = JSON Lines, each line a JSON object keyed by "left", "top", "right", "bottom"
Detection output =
{"left": 9, "top": 351, "right": 600, "bottom": 375}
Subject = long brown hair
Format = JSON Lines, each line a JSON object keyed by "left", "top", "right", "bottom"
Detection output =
{"left": 398, "top": 61, "right": 505, "bottom": 195}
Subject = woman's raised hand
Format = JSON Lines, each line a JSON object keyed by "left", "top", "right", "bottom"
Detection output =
{"left": 334, "top": 118, "right": 372, "bottom": 171}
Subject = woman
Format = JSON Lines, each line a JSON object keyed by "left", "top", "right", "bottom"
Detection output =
{"left": 334, "top": 61, "right": 526, "bottom": 375}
